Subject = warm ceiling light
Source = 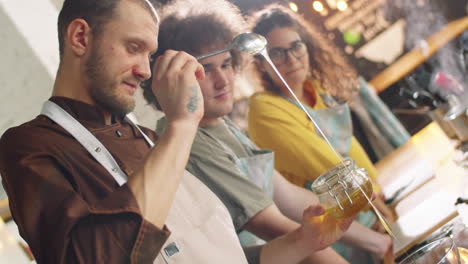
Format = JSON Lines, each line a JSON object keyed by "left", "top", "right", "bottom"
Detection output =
{"left": 313, "top": 1, "right": 324, "bottom": 13}
{"left": 289, "top": 2, "right": 299, "bottom": 12}
{"left": 337, "top": 0, "right": 348, "bottom": 11}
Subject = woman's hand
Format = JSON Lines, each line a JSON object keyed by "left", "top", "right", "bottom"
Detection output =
{"left": 370, "top": 232, "right": 393, "bottom": 263}
{"left": 369, "top": 232, "right": 393, "bottom": 258}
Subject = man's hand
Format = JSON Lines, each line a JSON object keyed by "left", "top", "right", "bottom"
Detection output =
{"left": 129, "top": 51, "right": 205, "bottom": 227}
{"left": 296, "top": 191, "right": 378, "bottom": 252}
{"left": 152, "top": 50, "right": 205, "bottom": 125}
{"left": 298, "top": 205, "right": 356, "bottom": 252}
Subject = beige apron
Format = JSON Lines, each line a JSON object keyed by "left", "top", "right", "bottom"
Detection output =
{"left": 154, "top": 172, "right": 248, "bottom": 264}
{"left": 41, "top": 101, "right": 248, "bottom": 264}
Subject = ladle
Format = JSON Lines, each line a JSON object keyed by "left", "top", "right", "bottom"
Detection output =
{"left": 195, "top": 32, "right": 267, "bottom": 60}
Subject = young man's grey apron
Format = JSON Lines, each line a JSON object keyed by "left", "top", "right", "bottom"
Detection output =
{"left": 201, "top": 118, "right": 275, "bottom": 247}
{"left": 41, "top": 101, "right": 248, "bottom": 264}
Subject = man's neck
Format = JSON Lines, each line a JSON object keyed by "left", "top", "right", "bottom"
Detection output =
{"left": 53, "top": 68, "right": 113, "bottom": 125}
{"left": 199, "top": 116, "right": 223, "bottom": 127}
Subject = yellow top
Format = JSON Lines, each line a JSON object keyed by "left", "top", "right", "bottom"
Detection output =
{"left": 247, "top": 89, "right": 379, "bottom": 191}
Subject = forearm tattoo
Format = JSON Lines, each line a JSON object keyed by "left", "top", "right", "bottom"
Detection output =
{"left": 186, "top": 85, "right": 199, "bottom": 113}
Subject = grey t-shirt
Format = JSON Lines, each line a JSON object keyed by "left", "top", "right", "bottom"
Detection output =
{"left": 156, "top": 118, "right": 273, "bottom": 231}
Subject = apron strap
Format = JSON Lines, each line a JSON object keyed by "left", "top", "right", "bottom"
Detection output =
{"left": 41, "top": 101, "right": 129, "bottom": 186}
{"left": 223, "top": 118, "right": 259, "bottom": 151}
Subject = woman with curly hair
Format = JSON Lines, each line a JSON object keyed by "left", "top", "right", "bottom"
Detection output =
{"left": 247, "top": 4, "right": 394, "bottom": 263}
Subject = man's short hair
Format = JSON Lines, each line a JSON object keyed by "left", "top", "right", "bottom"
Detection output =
{"left": 57, "top": 0, "right": 159, "bottom": 59}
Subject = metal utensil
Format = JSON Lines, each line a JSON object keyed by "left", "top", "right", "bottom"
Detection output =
{"left": 395, "top": 224, "right": 455, "bottom": 263}
{"left": 195, "top": 32, "right": 267, "bottom": 60}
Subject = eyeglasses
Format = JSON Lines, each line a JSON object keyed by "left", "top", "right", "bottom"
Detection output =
{"left": 267, "top": 40, "right": 307, "bottom": 66}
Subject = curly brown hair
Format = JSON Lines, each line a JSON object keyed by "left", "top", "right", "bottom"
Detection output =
{"left": 141, "top": 0, "right": 246, "bottom": 109}
{"left": 248, "top": 4, "right": 358, "bottom": 100}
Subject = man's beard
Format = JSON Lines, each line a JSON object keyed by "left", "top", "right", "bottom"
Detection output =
{"left": 85, "top": 46, "right": 135, "bottom": 117}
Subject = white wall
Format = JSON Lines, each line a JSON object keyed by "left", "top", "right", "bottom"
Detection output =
{"left": 0, "top": 0, "right": 59, "bottom": 137}
{"left": 50, "top": 0, "right": 63, "bottom": 9}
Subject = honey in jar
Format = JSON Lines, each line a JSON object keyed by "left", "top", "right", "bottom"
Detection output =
{"left": 325, "top": 180, "right": 373, "bottom": 219}
{"left": 311, "top": 158, "right": 373, "bottom": 219}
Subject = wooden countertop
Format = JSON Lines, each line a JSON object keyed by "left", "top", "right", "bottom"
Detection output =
{"left": 369, "top": 16, "right": 468, "bottom": 93}
{"left": 376, "top": 122, "right": 467, "bottom": 263}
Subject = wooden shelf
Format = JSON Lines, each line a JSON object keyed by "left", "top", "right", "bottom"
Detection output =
{"left": 369, "top": 16, "right": 468, "bottom": 93}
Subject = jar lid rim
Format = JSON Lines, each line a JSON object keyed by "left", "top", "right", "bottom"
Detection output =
{"left": 310, "top": 158, "right": 358, "bottom": 193}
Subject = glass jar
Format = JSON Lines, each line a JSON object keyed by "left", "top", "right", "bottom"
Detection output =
{"left": 311, "top": 158, "right": 373, "bottom": 219}
{"left": 398, "top": 236, "right": 461, "bottom": 264}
